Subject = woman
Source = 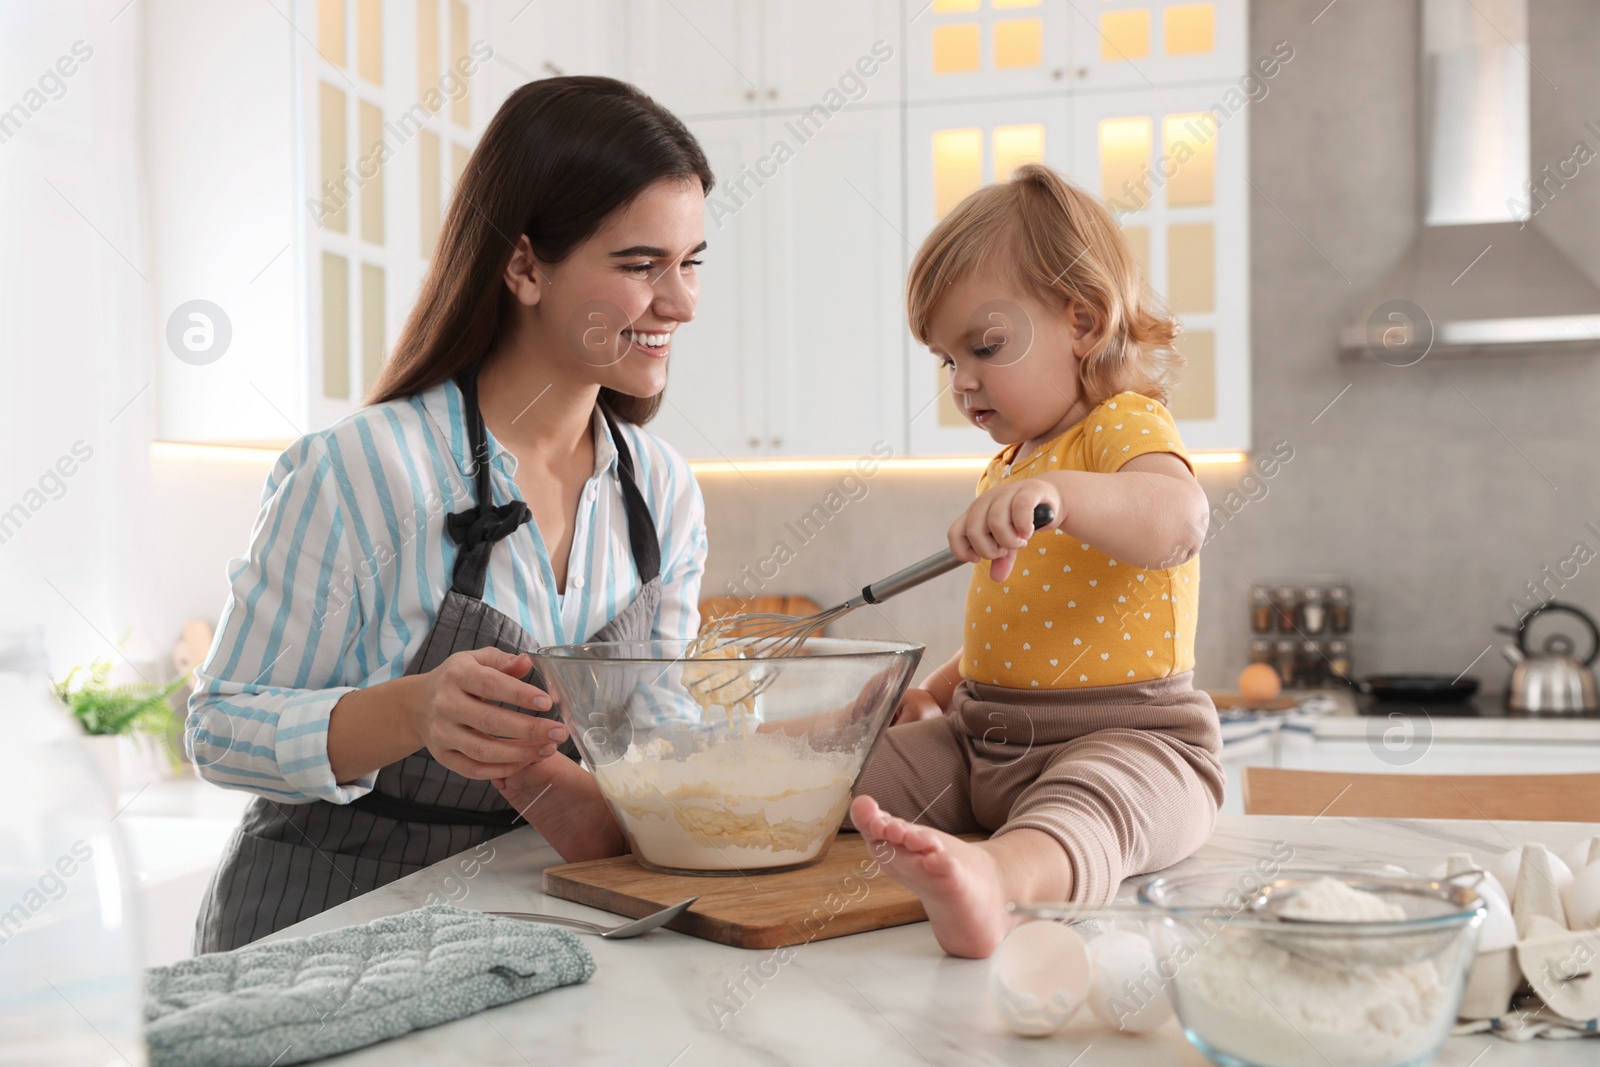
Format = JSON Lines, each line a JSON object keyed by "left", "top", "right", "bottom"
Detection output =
{"left": 187, "top": 77, "right": 713, "bottom": 952}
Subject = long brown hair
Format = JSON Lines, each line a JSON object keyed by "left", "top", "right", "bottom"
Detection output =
{"left": 368, "top": 76, "right": 715, "bottom": 423}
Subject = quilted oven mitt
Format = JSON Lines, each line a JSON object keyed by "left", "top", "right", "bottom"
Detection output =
{"left": 144, "top": 905, "right": 594, "bottom": 1067}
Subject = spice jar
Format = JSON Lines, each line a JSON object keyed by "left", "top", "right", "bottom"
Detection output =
{"left": 1328, "top": 585, "right": 1352, "bottom": 633}
{"left": 1273, "top": 638, "right": 1298, "bottom": 687}
{"left": 1250, "top": 587, "right": 1274, "bottom": 633}
{"left": 1327, "top": 638, "right": 1351, "bottom": 680}
{"left": 1273, "top": 586, "right": 1300, "bottom": 633}
{"left": 1250, "top": 637, "right": 1274, "bottom": 665}
{"left": 1296, "top": 640, "right": 1324, "bottom": 688}
{"left": 1300, "top": 586, "right": 1327, "bottom": 634}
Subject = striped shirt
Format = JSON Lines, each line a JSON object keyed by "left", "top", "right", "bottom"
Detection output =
{"left": 187, "top": 379, "right": 708, "bottom": 805}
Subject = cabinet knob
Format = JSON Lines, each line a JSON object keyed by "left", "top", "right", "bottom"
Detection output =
{"left": 744, "top": 89, "right": 757, "bottom": 102}
{"left": 747, "top": 436, "right": 761, "bottom": 448}
{"left": 765, "top": 87, "right": 777, "bottom": 100}
{"left": 768, "top": 436, "right": 782, "bottom": 448}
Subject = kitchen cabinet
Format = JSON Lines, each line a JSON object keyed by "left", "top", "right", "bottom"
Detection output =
{"left": 647, "top": 116, "right": 767, "bottom": 459}
{"left": 150, "top": 0, "right": 490, "bottom": 444}
{"left": 624, "top": 0, "right": 762, "bottom": 118}
{"left": 1067, "top": 86, "right": 1250, "bottom": 451}
{"left": 900, "top": 0, "right": 1251, "bottom": 456}
{"left": 1216, "top": 713, "right": 1600, "bottom": 816}
{"left": 651, "top": 107, "right": 907, "bottom": 460}
{"left": 1067, "top": 0, "right": 1247, "bottom": 90}
{"left": 906, "top": 0, "right": 1245, "bottom": 101}
{"left": 626, "top": 0, "right": 903, "bottom": 119}
{"left": 904, "top": 96, "right": 1074, "bottom": 455}
{"left": 649, "top": 0, "right": 1253, "bottom": 458}
{"left": 487, "top": 0, "right": 628, "bottom": 88}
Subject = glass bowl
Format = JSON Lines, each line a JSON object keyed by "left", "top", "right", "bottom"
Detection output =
{"left": 1138, "top": 868, "right": 1486, "bottom": 1067}
{"left": 531, "top": 638, "right": 923, "bottom": 875}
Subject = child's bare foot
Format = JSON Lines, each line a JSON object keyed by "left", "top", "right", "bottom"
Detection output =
{"left": 850, "top": 794, "right": 1014, "bottom": 958}
{"left": 493, "top": 754, "right": 628, "bottom": 862}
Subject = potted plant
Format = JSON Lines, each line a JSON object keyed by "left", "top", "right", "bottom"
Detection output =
{"left": 53, "top": 657, "right": 189, "bottom": 797}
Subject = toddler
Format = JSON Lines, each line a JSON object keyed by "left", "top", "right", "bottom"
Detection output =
{"left": 848, "top": 163, "right": 1224, "bottom": 958}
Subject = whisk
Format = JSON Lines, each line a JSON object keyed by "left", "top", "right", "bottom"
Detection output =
{"left": 686, "top": 504, "right": 1055, "bottom": 705}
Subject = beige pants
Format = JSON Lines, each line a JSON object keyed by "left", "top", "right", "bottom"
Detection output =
{"left": 849, "top": 671, "right": 1224, "bottom": 904}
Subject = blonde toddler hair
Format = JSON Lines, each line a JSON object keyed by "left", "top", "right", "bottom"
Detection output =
{"left": 907, "top": 162, "right": 1181, "bottom": 406}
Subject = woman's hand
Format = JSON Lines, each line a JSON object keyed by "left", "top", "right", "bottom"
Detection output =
{"left": 949, "top": 475, "right": 1065, "bottom": 582}
{"left": 409, "top": 648, "right": 565, "bottom": 780}
{"left": 892, "top": 687, "right": 944, "bottom": 726}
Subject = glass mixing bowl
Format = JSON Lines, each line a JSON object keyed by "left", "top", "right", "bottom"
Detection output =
{"left": 531, "top": 638, "right": 923, "bottom": 875}
{"left": 1138, "top": 868, "right": 1486, "bottom": 1067}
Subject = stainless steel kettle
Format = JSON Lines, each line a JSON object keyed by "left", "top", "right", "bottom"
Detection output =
{"left": 1497, "top": 601, "right": 1600, "bottom": 716}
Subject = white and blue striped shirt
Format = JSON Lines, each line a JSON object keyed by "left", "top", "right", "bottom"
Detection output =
{"left": 187, "top": 380, "right": 708, "bottom": 804}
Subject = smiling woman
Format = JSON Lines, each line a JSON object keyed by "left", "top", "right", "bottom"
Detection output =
{"left": 187, "top": 77, "right": 718, "bottom": 953}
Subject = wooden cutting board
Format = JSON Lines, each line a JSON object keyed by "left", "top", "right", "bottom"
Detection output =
{"left": 542, "top": 833, "right": 934, "bottom": 949}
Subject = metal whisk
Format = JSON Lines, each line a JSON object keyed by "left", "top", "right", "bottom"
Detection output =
{"left": 686, "top": 505, "right": 1055, "bottom": 704}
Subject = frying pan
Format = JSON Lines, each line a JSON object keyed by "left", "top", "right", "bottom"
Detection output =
{"left": 1341, "top": 673, "right": 1479, "bottom": 704}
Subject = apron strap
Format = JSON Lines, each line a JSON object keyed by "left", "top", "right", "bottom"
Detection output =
{"left": 446, "top": 372, "right": 533, "bottom": 600}
{"left": 601, "top": 405, "right": 662, "bottom": 584}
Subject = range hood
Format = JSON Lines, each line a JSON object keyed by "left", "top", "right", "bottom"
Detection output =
{"left": 1339, "top": 0, "right": 1600, "bottom": 360}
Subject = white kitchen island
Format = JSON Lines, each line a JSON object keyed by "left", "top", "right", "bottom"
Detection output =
{"left": 262, "top": 814, "right": 1600, "bottom": 1067}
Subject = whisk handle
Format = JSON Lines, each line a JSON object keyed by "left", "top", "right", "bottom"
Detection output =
{"left": 854, "top": 505, "right": 1056, "bottom": 606}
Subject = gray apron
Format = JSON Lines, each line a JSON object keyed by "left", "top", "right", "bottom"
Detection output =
{"left": 195, "top": 374, "right": 662, "bottom": 953}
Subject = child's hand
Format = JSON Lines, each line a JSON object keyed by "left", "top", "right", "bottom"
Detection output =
{"left": 891, "top": 688, "right": 944, "bottom": 725}
{"left": 949, "top": 477, "right": 1064, "bottom": 583}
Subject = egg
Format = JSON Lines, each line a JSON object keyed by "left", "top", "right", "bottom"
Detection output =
{"left": 1238, "top": 663, "right": 1282, "bottom": 705}
{"left": 1085, "top": 930, "right": 1175, "bottom": 1034}
{"left": 989, "top": 920, "right": 1091, "bottom": 1036}
{"left": 1562, "top": 835, "right": 1600, "bottom": 876}
{"left": 1489, "top": 847, "right": 1573, "bottom": 908}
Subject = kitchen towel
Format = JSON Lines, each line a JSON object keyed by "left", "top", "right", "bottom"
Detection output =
{"left": 144, "top": 905, "right": 594, "bottom": 1067}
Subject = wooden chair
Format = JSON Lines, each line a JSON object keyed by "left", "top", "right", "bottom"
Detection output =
{"left": 1241, "top": 767, "right": 1600, "bottom": 823}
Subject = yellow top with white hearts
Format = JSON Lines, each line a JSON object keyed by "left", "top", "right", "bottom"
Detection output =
{"left": 961, "top": 392, "right": 1199, "bottom": 690}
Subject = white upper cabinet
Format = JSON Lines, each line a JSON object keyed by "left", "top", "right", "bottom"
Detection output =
{"left": 760, "top": 2, "right": 905, "bottom": 108}
{"left": 899, "top": 0, "right": 1252, "bottom": 455}
{"left": 648, "top": 115, "right": 768, "bottom": 459}
{"left": 487, "top": 0, "right": 629, "bottom": 86}
{"left": 150, "top": 0, "right": 491, "bottom": 444}
{"left": 650, "top": 107, "right": 908, "bottom": 461}
{"left": 761, "top": 108, "right": 906, "bottom": 458}
{"left": 907, "top": 0, "right": 1247, "bottom": 101}
{"left": 301, "top": 0, "right": 491, "bottom": 435}
{"left": 1065, "top": 87, "right": 1250, "bottom": 452}
{"left": 624, "top": 0, "right": 763, "bottom": 117}
{"left": 1069, "top": 0, "right": 1247, "bottom": 89}
{"left": 907, "top": 0, "right": 1073, "bottom": 101}
{"left": 904, "top": 96, "right": 1074, "bottom": 455}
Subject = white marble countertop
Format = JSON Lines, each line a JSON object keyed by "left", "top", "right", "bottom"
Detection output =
{"left": 267, "top": 815, "right": 1600, "bottom": 1066}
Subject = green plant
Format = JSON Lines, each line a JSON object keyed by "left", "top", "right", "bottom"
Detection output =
{"left": 52, "top": 658, "right": 188, "bottom": 738}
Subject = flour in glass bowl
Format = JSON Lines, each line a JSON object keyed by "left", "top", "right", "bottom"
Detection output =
{"left": 593, "top": 731, "right": 859, "bottom": 872}
{"left": 1171, "top": 877, "right": 1453, "bottom": 1067}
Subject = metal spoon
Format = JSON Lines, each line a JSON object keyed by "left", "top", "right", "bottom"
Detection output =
{"left": 485, "top": 896, "right": 699, "bottom": 939}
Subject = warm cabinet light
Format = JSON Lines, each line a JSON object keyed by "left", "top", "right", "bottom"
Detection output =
{"left": 933, "top": 127, "right": 984, "bottom": 217}
{"left": 150, "top": 445, "right": 1250, "bottom": 471}
{"left": 1165, "top": 3, "right": 1216, "bottom": 55}
{"left": 690, "top": 452, "right": 1247, "bottom": 474}
{"left": 1099, "top": 9, "right": 1151, "bottom": 60}
{"left": 993, "top": 18, "right": 1043, "bottom": 69}
{"left": 993, "top": 124, "right": 1045, "bottom": 182}
{"left": 932, "top": 23, "right": 981, "bottom": 73}
{"left": 1099, "top": 116, "right": 1152, "bottom": 202}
